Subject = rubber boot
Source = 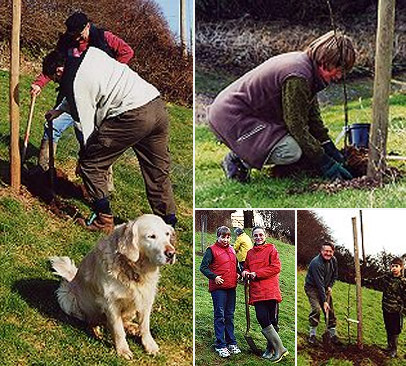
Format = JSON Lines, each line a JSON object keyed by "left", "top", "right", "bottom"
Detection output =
{"left": 107, "top": 166, "right": 115, "bottom": 194}
{"left": 261, "top": 324, "right": 288, "bottom": 363}
{"left": 38, "top": 139, "right": 58, "bottom": 171}
{"left": 390, "top": 335, "right": 398, "bottom": 358}
{"left": 77, "top": 213, "right": 114, "bottom": 235}
{"left": 262, "top": 340, "right": 274, "bottom": 359}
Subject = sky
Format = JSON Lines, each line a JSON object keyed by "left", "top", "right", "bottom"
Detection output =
{"left": 311, "top": 209, "right": 406, "bottom": 257}
{"left": 154, "top": 0, "right": 193, "bottom": 47}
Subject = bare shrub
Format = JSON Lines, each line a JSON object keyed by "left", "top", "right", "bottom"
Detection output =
{"left": 196, "top": 9, "right": 406, "bottom": 76}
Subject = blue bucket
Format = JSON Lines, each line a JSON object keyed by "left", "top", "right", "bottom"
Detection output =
{"left": 348, "top": 123, "right": 370, "bottom": 148}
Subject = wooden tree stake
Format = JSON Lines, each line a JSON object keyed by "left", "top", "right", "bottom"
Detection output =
{"left": 9, "top": 0, "right": 22, "bottom": 189}
{"left": 352, "top": 217, "right": 363, "bottom": 349}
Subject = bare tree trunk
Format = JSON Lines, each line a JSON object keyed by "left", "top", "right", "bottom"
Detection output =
{"left": 367, "top": 0, "right": 396, "bottom": 179}
{"left": 9, "top": 0, "right": 22, "bottom": 189}
{"left": 352, "top": 217, "right": 363, "bottom": 349}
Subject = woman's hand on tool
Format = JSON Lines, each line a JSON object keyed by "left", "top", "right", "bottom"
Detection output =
{"left": 323, "top": 301, "right": 330, "bottom": 313}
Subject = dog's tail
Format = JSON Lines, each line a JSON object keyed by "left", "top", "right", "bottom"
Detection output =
{"left": 49, "top": 256, "right": 78, "bottom": 282}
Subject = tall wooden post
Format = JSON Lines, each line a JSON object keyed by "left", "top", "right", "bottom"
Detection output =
{"left": 10, "top": 0, "right": 22, "bottom": 189}
{"left": 180, "top": 0, "right": 187, "bottom": 56}
{"left": 359, "top": 210, "right": 366, "bottom": 267}
{"left": 352, "top": 217, "right": 363, "bottom": 349}
{"left": 367, "top": 0, "right": 396, "bottom": 179}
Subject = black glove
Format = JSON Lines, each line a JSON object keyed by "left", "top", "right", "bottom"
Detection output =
{"left": 320, "top": 155, "right": 353, "bottom": 181}
{"left": 322, "top": 140, "right": 345, "bottom": 164}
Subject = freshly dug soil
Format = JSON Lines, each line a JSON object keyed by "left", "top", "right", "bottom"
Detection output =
{"left": 298, "top": 339, "right": 389, "bottom": 366}
{"left": 21, "top": 167, "right": 87, "bottom": 220}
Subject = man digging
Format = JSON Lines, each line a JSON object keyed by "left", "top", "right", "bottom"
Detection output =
{"left": 31, "top": 12, "right": 134, "bottom": 192}
{"left": 304, "top": 242, "right": 341, "bottom": 346}
{"left": 42, "top": 47, "right": 177, "bottom": 233}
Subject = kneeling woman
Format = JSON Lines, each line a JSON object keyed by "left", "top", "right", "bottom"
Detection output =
{"left": 242, "top": 226, "right": 288, "bottom": 362}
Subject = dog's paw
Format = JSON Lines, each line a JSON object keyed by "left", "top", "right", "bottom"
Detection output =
{"left": 117, "top": 346, "right": 134, "bottom": 360}
{"left": 143, "top": 336, "right": 159, "bottom": 355}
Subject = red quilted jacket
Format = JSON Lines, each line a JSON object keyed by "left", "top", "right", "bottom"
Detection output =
{"left": 244, "top": 243, "right": 282, "bottom": 304}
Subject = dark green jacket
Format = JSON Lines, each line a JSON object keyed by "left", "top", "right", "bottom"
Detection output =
{"left": 364, "top": 274, "right": 406, "bottom": 313}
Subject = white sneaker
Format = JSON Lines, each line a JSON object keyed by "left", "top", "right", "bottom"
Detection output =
{"left": 215, "top": 347, "right": 231, "bottom": 358}
{"left": 228, "top": 344, "right": 242, "bottom": 354}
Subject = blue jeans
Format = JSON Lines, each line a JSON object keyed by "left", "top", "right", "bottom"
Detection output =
{"left": 211, "top": 288, "right": 237, "bottom": 349}
{"left": 43, "top": 112, "right": 84, "bottom": 147}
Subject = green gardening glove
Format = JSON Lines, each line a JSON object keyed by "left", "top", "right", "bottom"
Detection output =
{"left": 320, "top": 155, "right": 353, "bottom": 181}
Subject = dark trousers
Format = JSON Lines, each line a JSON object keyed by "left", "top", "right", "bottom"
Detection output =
{"left": 254, "top": 299, "right": 279, "bottom": 330}
{"left": 79, "top": 98, "right": 176, "bottom": 217}
{"left": 304, "top": 285, "right": 337, "bottom": 329}
{"left": 383, "top": 310, "right": 403, "bottom": 336}
{"left": 211, "top": 288, "right": 237, "bottom": 348}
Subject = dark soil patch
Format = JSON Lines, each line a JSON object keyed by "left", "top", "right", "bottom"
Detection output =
{"left": 21, "top": 167, "right": 88, "bottom": 220}
{"left": 287, "top": 171, "right": 403, "bottom": 195}
{"left": 275, "top": 146, "right": 404, "bottom": 195}
{"left": 298, "top": 340, "right": 389, "bottom": 366}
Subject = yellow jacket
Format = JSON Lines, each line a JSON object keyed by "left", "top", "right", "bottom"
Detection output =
{"left": 234, "top": 232, "right": 253, "bottom": 262}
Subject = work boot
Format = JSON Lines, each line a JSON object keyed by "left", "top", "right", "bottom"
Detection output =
{"left": 107, "top": 166, "right": 115, "bottom": 194}
{"left": 262, "top": 341, "right": 274, "bottom": 359}
{"left": 77, "top": 213, "right": 114, "bottom": 234}
{"left": 389, "top": 335, "right": 398, "bottom": 358}
{"left": 38, "top": 139, "right": 58, "bottom": 171}
{"left": 261, "top": 324, "right": 289, "bottom": 363}
{"left": 384, "top": 335, "right": 392, "bottom": 353}
{"left": 221, "top": 151, "right": 251, "bottom": 183}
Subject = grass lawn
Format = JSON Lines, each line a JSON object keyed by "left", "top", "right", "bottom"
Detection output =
{"left": 195, "top": 232, "right": 295, "bottom": 365}
{"left": 195, "top": 67, "right": 406, "bottom": 208}
{"left": 297, "top": 269, "right": 406, "bottom": 366}
{"left": 0, "top": 70, "right": 193, "bottom": 365}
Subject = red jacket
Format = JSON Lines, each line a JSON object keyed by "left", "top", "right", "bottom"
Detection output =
{"left": 244, "top": 243, "right": 282, "bottom": 304}
{"left": 208, "top": 242, "right": 238, "bottom": 292}
{"left": 34, "top": 30, "right": 134, "bottom": 88}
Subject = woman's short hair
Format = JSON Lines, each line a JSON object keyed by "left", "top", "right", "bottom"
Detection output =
{"left": 251, "top": 226, "right": 265, "bottom": 235}
{"left": 216, "top": 226, "right": 231, "bottom": 237}
{"left": 305, "top": 30, "right": 356, "bottom": 72}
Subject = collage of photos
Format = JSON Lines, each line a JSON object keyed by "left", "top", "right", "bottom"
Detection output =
{"left": 0, "top": 1, "right": 406, "bottom": 366}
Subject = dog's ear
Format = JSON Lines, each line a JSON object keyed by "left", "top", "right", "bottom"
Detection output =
{"left": 117, "top": 221, "right": 139, "bottom": 263}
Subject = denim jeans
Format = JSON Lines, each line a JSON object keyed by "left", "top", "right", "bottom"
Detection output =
{"left": 211, "top": 288, "right": 237, "bottom": 349}
{"left": 43, "top": 112, "right": 84, "bottom": 146}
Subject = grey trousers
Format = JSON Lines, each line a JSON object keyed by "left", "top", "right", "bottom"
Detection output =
{"left": 265, "top": 134, "right": 302, "bottom": 165}
{"left": 304, "top": 285, "right": 337, "bottom": 329}
{"left": 79, "top": 97, "right": 176, "bottom": 217}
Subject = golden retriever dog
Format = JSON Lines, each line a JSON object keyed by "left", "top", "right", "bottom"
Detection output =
{"left": 50, "top": 214, "right": 176, "bottom": 360}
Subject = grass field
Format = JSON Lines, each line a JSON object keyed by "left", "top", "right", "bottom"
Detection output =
{"left": 297, "top": 269, "right": 406, "bottom": 366}
{"left": 195, "top": 232, "right": 295, "bottom": 366}
{"left": 0, "top": 70, "right": 193, "bottom": 365}
{"left": 195, "top": 68, "right": 406, "bottom": 208}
